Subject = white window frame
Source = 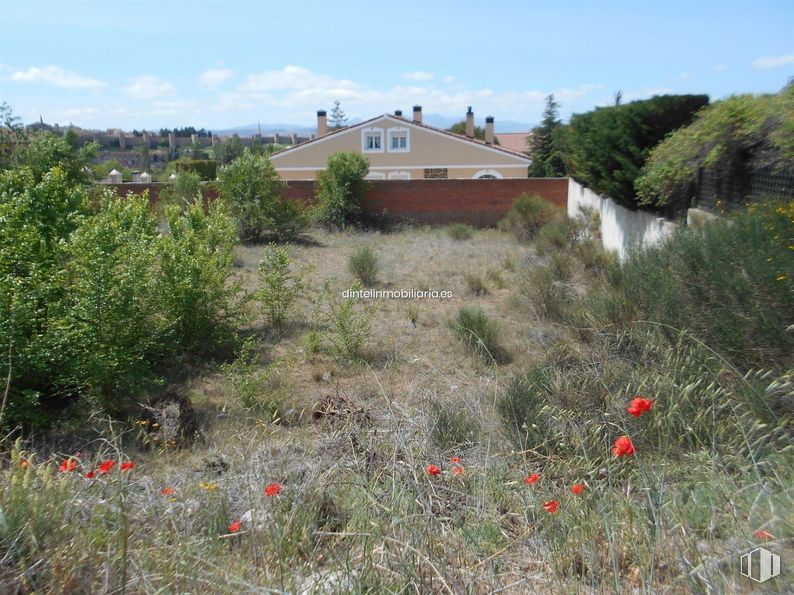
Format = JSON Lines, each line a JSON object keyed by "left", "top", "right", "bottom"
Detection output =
{"left": 361, "top": 127, "right": 384, "bottom": 153}
{"left": 387, "top": 127, "right": 410, "bottom": 153}
{"left": 366, "top": 171, "right": 386, "bottom": 180}
{"left": 473, "top": 169, "right": 503, "bottom": 179}
{"left": 388, "top": 171, "right": 410, "bottom": 180}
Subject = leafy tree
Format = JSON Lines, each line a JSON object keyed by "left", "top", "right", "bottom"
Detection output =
{"left": 165, "top": 170, "right": 202, "bottom": 205}
{"left": 528, "top": 94, "right": 566, "bottom": 177}
{"left": 215, "top": 135, "right": 244, "bottom": 165}
{"left": 0, "top": 103, "right": 27, "bottom": 169}
{"left": 217, "top": 150, "right": 307, "bottom": 242}
{"left": 315, "top": 151, "right": 370, "bottom": 229}
{"left": 330, "top": 100, "right": 348, "bottom": 130}
{"left": 636, "top": 83, "right": 794, "bottom": 210}
{"left": 15, "top": 130, "right": 97, "bottom": 184}
{"left": 559, "top": 94, "right": 709, "bottom": 207}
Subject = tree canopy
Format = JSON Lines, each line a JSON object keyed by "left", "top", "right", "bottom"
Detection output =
{"left": 635, "top": 83, "right": 794, "bottom": 210}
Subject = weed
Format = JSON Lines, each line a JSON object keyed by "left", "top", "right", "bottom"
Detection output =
{"left": 447, "top": 223, "right": 474, "bottom": 240}
{"left": 348, "top": 246, "right": 379, "bottom": 287}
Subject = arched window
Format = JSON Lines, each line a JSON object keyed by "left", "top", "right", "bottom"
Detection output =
{"left": 473, "top": 169, "right": 503, "bottom": 179}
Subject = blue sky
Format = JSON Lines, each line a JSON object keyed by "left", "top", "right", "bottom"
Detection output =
{"left": 1, "top": 0, "right": 792, "bottom": 131}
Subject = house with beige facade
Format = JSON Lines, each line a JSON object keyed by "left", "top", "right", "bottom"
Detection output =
{"left": 270, "top": 106, "right": 531, "bottom": 181}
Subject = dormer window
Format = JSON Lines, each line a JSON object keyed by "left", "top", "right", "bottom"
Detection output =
{"left": 388, "top": 128, "right": 410, "bottom": 152}
{"left": 361, "top": 128, "right": 384, "bottom": 152}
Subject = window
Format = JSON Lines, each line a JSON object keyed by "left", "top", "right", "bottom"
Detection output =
{"left": 366, "top": 171, "right": 386, "bottom": 180}
{"left": 473, "top": 169, "right": 503, "bottom": 179}
{"left": 388, "top": 128, "right": 410, "bottom": 152}
{"left": 361, "top": 128, "right": 384, "bottom": 153}
{"left": 388, "top": 171, "right": 410, "bottom": 180}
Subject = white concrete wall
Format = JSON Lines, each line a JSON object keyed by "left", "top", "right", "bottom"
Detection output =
{"left": 567, "top": 179, "right": 677, "bottom": 260}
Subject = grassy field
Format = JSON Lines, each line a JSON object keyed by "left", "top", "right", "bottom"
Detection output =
{"left": 2, "top": 213, "right": 792, "bottom": 593}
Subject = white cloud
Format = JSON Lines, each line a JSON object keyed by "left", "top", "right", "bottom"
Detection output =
{"left": 199, "top": 67, "right": 233, "bottom": 88}
{"left": 443, "top": 75, "right": 455, "bottom": 83}
{"left": 712, "top": 64, "right": 727, "bottom": 72}
{"left": 216, "top": 67, "right": 605, "bottom": 123}
{"left": 679, "top": 72, "right": 693, "bottom": 80}
{"left": 752, "top": 54, "right": 794, "bottom": 69}
{"left": 9, "top": 65, "right": 106, "bottom": 90}
{"left": 403, "top": 70, "right": 434, "bottom": 82}
{"left": 123, "top": 75, "right": 176, "bottom": 100}
{"left": 239, "top": 65, "right": 358, "bottom": 92}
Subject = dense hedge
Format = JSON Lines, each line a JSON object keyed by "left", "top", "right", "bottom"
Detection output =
{"left": 559, "top": 94, "right": 709, "bottom": 208}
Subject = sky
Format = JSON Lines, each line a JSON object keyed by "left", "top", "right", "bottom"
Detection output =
{"left": 1, "top": 0, "right": 792, "bottom": 132}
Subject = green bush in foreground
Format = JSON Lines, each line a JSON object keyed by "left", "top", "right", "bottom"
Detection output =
{"left": 447, "top": 223, "right": 474, "bottom": 240}
{"left": 500, "top": 193, "right": 562, "bottom": 241}
{"left": 315, "top": 151, "right": 370, "bottom": 229}
{"left": 348, "top": 245, "right": 379, "bottom": 287}
{"left": 450, "top": 305, "right": 508, "bottom": 364}
{"left": 217, "top": 150, "right": 307, "bottom": 242}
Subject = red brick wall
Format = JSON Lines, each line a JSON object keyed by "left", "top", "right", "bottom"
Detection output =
{"left": 105, "top": 178, "right": 569, "bottom": 226}
{"left": 280, "top": 178, "right": 568, "bottom": 225}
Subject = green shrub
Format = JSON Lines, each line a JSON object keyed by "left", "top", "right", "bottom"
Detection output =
{"left": 164, "top": 170, "right": 202, "bottom": 205}
{"left": 500, "top": 193, "right": 562, "bottom": 241}
{"left": 258, "top": 244, "right": 304, "bottom": 329}
{"left": 534, "top": 219, "right": 578, "bottom": 256}
{"left": 217, "top": 150, "right": 307, "bottom": 242}
{"left": 496, "top": 366, "right": 552, "bottom": 451}
{"left": 173, "top": 159, "right": 217, "bottom": 181}
{"left": 450, "top": 306, "right": 508, "bottom": 364}
{"left": 315, "top": 152, "right": 370, "bottom": 229}
{"left": 447, "top": 223, "right": 473, "bottom": 240}
{"left": 429, "top": 399, "right": 482, "bottom": 450}
{"left": 316, "top": 281, "right": 373, "bottom": 361}
{"left": 348, "top": 246, "right": 378, "bottom": 287}
{"left": 465, "top": 272, "right": 488, "bottom": 296}
{"left": 157, "top": 201, "right": 243, "bottom": 355}
{"left": 518, "top": 256, "right": 575, "bottom": 321}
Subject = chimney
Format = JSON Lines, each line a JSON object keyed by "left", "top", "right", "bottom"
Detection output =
{"left": 317, "top": 110, "right": 328, "bottom": 137}
{"left": 413, "top": 105, "right": 422, "bottom": 123}
{"left": 394, "top": 110, "right": 403, "bottom": 117}
{"left": 485, "top": 116, "right": 494, "bottom": 145}
{"left": 465, "top": 106, "right": 474, "bottom": 138}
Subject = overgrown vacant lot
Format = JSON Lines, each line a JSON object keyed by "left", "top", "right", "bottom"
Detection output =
{"left": 3, "top": 205, "right": 793, "bottom": 593}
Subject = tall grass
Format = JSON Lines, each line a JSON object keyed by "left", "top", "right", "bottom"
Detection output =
{"left": 449, "top": 305, "right": 509, "bottom": 364}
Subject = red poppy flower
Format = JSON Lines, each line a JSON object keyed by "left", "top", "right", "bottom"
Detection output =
{"left": 160, "top": 487, "right": 175, "bottom": 496}
{"left": 612, "top": 436, "right": 636, "bottom": 457}
{"left": 543, "top": 500, "right": 559, "bottom": 513}
{"left": 426, "top": 464, "right": 441, "bottom": 477}
{"left": 450, "top": 456, "right": 460, "bottom": 464}
{"left": 85, "top": 471, "right": 96, "bottom": 479}
{"left": 98, "top": 460, "right": 115, "bottom": 474}
{"left": 228, "top": 520, "right": 242, "bottom": 533}
{"left": 571, "top": 483, "right": 585, "bottom": 495}
{"left": 59, "top": 458, "right": 78, "bottom": 472}
{"left": 524, "top": 473, "right": 540, "bottom": 485}
{"left": 120, "top": 462, "right": 134, "bottom": 472}
{"left": 754, "top": 529, "right": 775, "bottom": 541}
{"left": 453, "top": 465, "right": 464, "bottom": 476}
{"left": 264, "top": 482, "right": 282, "bottom": 497}
{"left": 20, "top": 458, "right": 29, "bottom": 468}
{"left": 627, "top": 397, "right": 654, "bottom": 417}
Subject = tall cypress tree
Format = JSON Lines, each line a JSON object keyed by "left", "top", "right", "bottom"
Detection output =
{"left": 528, "top": 94, "right": 565, "bottom": 177}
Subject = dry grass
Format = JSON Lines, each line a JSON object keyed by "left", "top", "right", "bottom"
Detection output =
{"left": 2, "top": 224, "right": 791, "bottom": 593}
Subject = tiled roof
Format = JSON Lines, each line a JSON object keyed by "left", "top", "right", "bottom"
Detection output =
{"left": 494, "top": 132, "right": 531, "bottom": 155}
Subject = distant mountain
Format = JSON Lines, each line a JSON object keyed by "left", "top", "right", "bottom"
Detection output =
{"left": 212, "top": 114, "right": 534, "bottom": 137}
{"left": 213, "top": 123, "right": 316, "bottom": 137}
